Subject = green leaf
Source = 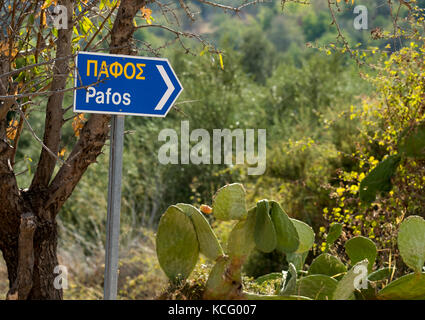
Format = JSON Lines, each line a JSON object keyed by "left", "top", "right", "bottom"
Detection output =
{"left": 397, "top": 215, "right": 425, "bottom": 273}
{"left": 269, "top": 201, "right": 299, "bottom": 253}
{"left": 296, "top": 275, "right": 338, "bottom": 300}
{"left": 398, "top": 122, "right": 425, "bottom": 159}
{"left": 345, "top": 236, "right": 377, "bottom": 272}
{"left": 291, "top": 219, "right": 315, "bottom": 254}
{"left": 28, "top": 14, "right": 35, "bottom": 25}
{"left": 326, "top": 223, "right": 343, "bottom": 248}
{"left": 156, "top": 206, "right": 199, "bottom": 283}
{"left": 378, "top": 273, "right": 425, "bottom": 300}
{"left": 212, "top": 183, "right": 247, "bottom": 221}
{"left": 359, "top": 155, "right": 401, "bottom": 204}
{"left": 308, "top": 253, "right": 347, "bottom": 278}
{"left": 333, "top": 259, "right": 369, "bottom": 300}
{"left": 176, "top": 204, "right": 224, "bottom": 261}
{"left": 254, "top": 200, "right": 277, "bottom": 253}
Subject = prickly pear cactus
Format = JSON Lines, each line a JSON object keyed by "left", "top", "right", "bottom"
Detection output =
{"left": 377, "top": 272, "right": 425, "bottom": 300}
{"left": 270, "top": 201, "right": 299, "bottom": 253}
{"left": 176, "top": 203, "right": 224, "bottom": 261}
{"left": 155, "top": 183, "right": 425, "bottom": 300}
{"left": 254, "top": 200, "right": 277, "bottom": 253}
{"left": 156, "top": 183, "right": 312, "bottom": 300}
{"left": 156, "top": 206, "right": 199, "bottom": 283}
{"left": 345, "top": 236, "right": 377, "bottom": 272}
{"left": 226, "top": 207, "right": 256, "bottom": 259}
{"left": 397, "top": 215, "right": 425, "bottom": 273}
{"left": 296, "top": 275, "right": 338, "bottom": 300}
{"left": 308, "top": 253, "right": 347, "bottom": 278}
{"left": 291, "top": 218, "right": 314, "bottom": 254}
{"left": 333, "top": 259, "right": 369, "bottom": 300}
{"left": 212, "top": 183, "right": 247, "bottom": 221}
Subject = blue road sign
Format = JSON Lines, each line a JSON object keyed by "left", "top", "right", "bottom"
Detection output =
{"left": 73, "top": 51, "right": 183, "bottom": 117}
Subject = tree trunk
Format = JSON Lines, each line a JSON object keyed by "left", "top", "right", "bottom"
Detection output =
{"left": 0, "top": 135, "right": 62, "bottom": 300}
{"left": 0, "top": 195, "right": 62, "bottom": 300}
{"left": 3, "top": 226, "right": 62, "bottom": 300}
{"left": 28, "top": 218, "right": 61, "bottom": 300}
{"left": 0, "top": 0, "right": 149, "bottom": 300}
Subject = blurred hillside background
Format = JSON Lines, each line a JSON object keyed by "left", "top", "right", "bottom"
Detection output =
{"left": 1, "top": 0, "right": 422, "bottom": 299}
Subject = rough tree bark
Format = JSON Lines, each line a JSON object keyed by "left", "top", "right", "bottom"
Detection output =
{"left": 0, "top": 0, "right": 148, "bottom": 300}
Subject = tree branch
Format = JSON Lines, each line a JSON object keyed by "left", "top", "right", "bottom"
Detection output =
{"left": 30, "top": 0, "right": 74, "bottom": 193}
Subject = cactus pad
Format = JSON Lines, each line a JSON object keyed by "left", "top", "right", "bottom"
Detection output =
{"left": 333, "top": 259, "right": 369, "bottom": 300}
{"left": 296, "top": 275, "right": 338, "bottom": 300}
{"left": 377, "top": 272, "right": 425, "bottom": 300}
{"left": 227, "top": 207, "right": 256, "bottom": 259}
{"left": 269, "top": 201, "right": 299, "bottom": 253}
{"left": 397, "top": 215, "right": 425, "bottom": 273}
{"left": 345, "top": 236, "right": 377, "bottom": 272}
{"left": 156, "top": 205, "right": 199, "bottom": 283}
{"left": 308, "top": 253, "right": 347, "bottom": 278}
{"left": 176, "top": 203, "right": 224, "bottom": 261}
{"left": 254, "top": 200, "right": 277, "bottom": 253}
{"left": 212, "top": 183, "right": 247, "bottom": 221}
{"left": 291, "top": 218, "right": 315, "bottom": 254}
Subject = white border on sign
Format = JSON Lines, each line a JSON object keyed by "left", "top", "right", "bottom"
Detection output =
{"left": 72, "top": 51, "right": 184, "bottom": 118}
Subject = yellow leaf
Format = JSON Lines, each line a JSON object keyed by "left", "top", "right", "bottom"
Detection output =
{"left": 141, "top": 7, "right": 153, "bottom": 25}
{"left": 6, "top": 119, "right": 18, "bottom": 140}
{"left": 41, "top": 10, "right": 47, "bottom": 27}
{"left": 200, "top": 46, "right": 208, "bottom": 56}
{"left": 219, "top": 53, "right": 224, "bottom": 70}
{"left": 72, "top": 113, "right": 86, "bottom": 138}
{"left": 58, "top": 148, "right": 66, "bottom": 158}
{"left": 41, "top": 0, "right": 53, "bottom": 10}
{"left": 0, "top": 41, "right": 18, "bottom": 57}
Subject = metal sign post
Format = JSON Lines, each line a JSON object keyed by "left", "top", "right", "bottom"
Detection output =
{"left": 73, "top": 51, "right": 183, "bottom": 300}
{"left": 104, "top": 115, "right": 125, "bottom": 300}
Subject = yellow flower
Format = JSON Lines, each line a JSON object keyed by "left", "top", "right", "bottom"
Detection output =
{"left": 349, "top": 185, "right": 359, "bottom": 194}
{"left": 336, "top": 187, "right": 345, "bottom": 196}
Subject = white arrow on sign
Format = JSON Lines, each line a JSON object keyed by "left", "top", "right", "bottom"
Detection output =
{"left": 155, "top": 65, "right": 175, "bottom": 111}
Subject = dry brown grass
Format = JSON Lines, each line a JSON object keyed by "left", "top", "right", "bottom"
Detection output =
{"left": 0, "top": 227, "right": 168, "bottom": 300}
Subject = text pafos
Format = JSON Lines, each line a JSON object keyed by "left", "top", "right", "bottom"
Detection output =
{"left": 86, "top": 60, "right": 146, "bottom": 80}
